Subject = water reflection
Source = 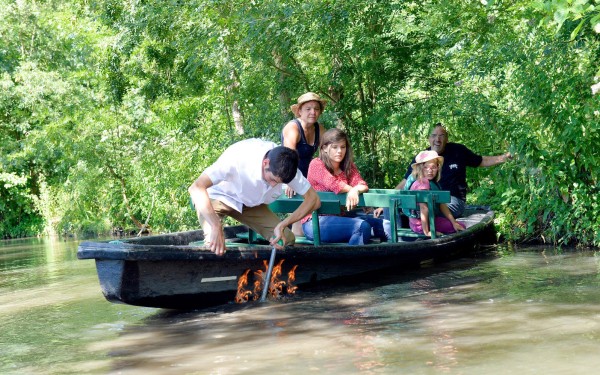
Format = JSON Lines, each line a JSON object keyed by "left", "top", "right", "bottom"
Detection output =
{"left": 87, "top": 250, "right": 600, "bottom": 374}
{"left": 2, "top": 239, "right": 600, "bottom": 374}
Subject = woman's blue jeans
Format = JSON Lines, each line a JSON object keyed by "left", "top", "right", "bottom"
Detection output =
{"left": 302, "top": 215, "right": 391, "bottom": 245}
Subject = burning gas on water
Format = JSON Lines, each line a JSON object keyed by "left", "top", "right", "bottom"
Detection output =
{"left": 234, "top": 259, "right": 298, "bottom": 303}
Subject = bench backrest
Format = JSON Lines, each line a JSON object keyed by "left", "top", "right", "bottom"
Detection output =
{"left": 269, "top": 195, "right": 341, "bottom": 245}
{"left": 368, "top": 188, "right": 451, "bottom": 204}
{"left": 269, "top": 195, "right": 341, "bottom": 215}
{"left": 386, "top": 190, "right": 450, "bottom": 239}
{"left": 261, "top": 188, "right": 450, "bottom": 244}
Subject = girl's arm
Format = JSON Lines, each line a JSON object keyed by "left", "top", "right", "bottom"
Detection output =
{"left": 419, "top": 202, "right": 431, "bottom": 236}
{"left": 340, "top": 163, "right": 368, "bottom": 210}
{"left": 339, "top": 183, "right": 368, "bottom": 211}
{"left": 439, "top": 203, "right": 464, "bottom": 232}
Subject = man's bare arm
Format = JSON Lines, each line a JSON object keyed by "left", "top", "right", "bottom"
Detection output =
{"left": 395, "top": 178, "right": 407, "bottom": 190}
{"left": 480, "top": 152, "right": 512, "bottom": 167}
{"left": 188, "top": 174, "right": 226, "bottom": 255}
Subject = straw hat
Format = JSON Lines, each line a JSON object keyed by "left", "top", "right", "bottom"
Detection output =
{"left": 411, "top": 150, "right": 444, "bottom": 169}
{"left": 290, "top": 92, "right": 327, "bottom": 117}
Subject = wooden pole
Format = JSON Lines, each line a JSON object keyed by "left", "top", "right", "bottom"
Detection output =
{"left": 260, "top": 247, "right": 277, "bottom": 302}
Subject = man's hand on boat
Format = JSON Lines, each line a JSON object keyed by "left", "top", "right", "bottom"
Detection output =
{"left": 206, "top": 223, "right": 227, "bottom": 256}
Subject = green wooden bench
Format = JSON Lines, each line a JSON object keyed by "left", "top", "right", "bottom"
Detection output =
{"left": 315, "top": 190, "right": 421, "bottom": 242}
{"left": 263, "top": 195, "right": 342, "bottom": 246}
{"left": 236, "top": 194, "right": 343, "bottom": 246}
{"left": 367, "top": 189, "right": 452, "bottom": 240}
{"left": 226, "top": 188, "right": 451, "bottom": 245}
{"left": 361, "top": 190, "right": 421, "bottom": 241}
{"left": 329, "top": 189, "right": 451, "bottom": 240}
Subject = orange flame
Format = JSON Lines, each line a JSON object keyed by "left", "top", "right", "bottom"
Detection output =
{"left": 252, "top": 260, "right": 269, "bottom": 301}
{"left": 234, "top": 259, "right": 299, "bottom": 304}
{"left": 234, "top": 269, "right": 252, "bottom": 303}
{"left": 287, "top": 265, "right": 298, "bottom": 294}
{"left": 268, "top": 260, "right": 286, "bottom": 298}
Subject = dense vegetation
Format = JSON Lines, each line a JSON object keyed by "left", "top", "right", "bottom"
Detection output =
{"left": 0, "top": 0, "right": 598, "bottom": 246}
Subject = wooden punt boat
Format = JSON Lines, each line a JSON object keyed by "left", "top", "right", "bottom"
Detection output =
{"left": 77, "top": 202, "right": 496, "bottom": 310}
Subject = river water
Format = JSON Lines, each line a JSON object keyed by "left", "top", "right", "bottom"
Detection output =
{"left": 1, "top": 237, "right": 600, "bottom": 374}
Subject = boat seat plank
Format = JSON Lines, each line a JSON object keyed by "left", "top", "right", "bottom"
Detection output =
{"left": 192, "top": 189, "right": 451, "bottom": 246}
{"left": 234, "top": 232, "right": 313, "bottom": 244}
{"left": 267, "top": 198, "right": 342, "bottom": 246}
{"left": 269, "top": 197, "right": 342, "bottom": 215}
{"left": 396, "top": 228, "right": 429, "bottom": 241}
{"left": 366, "top": 189, "right": 451, "bottom": 240}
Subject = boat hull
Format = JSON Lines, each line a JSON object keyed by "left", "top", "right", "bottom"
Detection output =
{"left": 78, "top": 209, "right": 496, "bottom": 309}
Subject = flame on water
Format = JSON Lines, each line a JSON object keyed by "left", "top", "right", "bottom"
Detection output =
{"left": 287, "top": 264, "right": 298, "bottom": 294}
{"left": 268, "top": 260, "right": 286, "bottom": 298}
{"left": 235, "top": 259, "right": 299, "bottom": 303}
{"left": 252, "top": 263, "right": 267, "bottom": 301}
{"left": 234, "top": 269, "right": 252, "bottom": 303}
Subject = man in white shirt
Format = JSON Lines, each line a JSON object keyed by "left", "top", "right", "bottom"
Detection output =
{"left": 189, "top": 138, "right": 320, "bottom": 255}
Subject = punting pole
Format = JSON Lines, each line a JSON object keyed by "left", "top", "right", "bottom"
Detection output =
{"left": 260, "top": 246, "right": 277, "bottom": 302}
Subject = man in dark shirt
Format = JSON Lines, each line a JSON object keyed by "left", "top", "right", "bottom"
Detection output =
{"left": 395, "top": 123, "right": 512, "bottom": 217}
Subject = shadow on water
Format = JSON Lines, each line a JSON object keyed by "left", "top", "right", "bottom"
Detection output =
{"left": 5, "top": 239, "right": 600, "bottom": 374}
{"left": 95, "top": 245, "right": 600, "bottom": 374}
{"left": 101, "top": 249, "right": 503, "bottom": 373}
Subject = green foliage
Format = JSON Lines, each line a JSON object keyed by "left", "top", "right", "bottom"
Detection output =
{"left": 0, "top": 0, "right": 598, "bottom": 246}
{"left": 0, "top": 172, "right": 43, "bottom": 238}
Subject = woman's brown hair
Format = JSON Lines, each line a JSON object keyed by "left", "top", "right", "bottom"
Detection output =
{"left": 318, "top": 128, "right": 354, "bottom": 179}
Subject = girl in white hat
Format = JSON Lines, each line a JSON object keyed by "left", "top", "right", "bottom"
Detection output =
{"left": 408, "top": 150, "right": 465, "bottom": 237}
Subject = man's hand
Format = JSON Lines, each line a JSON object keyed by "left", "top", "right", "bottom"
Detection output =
{"left": 205, "top": 222, "right": 226, "bottom": 256}
{"left": 270, "top": 223, "right": 287, "bottom": 250}
{"left": 189, "top": 173, "right": 227, "bottom": 256}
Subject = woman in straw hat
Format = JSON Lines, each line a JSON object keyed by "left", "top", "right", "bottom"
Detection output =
{"left": 301, "top": 128, "right": 391, "bottom": 245}
{"left": 282, "top": 92, "right": 327, "bottom": 177}
{"left": 408, "top": 150, "right": 465, "bottom": 237}
{"left": 282, "top": 92, "right": 327, "bottom": 235}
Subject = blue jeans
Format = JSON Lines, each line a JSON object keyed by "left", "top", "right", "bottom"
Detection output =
{"left": 302, "top": 215, "right": 391, "bottom": 245}
{"left": 447, "top": 196, "right": 466, "bottom": 218}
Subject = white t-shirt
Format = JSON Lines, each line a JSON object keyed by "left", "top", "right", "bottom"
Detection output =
{"left": 203, "top": 138, "right": 310, "bottom": 213}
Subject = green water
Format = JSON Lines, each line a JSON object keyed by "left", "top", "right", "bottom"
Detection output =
{"left": 0, "top": 238, "right": 156, "bottom": 374}
{"left": 1, "top": 237, "right": 600, "bottom": 374}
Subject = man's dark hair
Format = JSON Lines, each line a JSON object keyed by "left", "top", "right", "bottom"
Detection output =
{"left": 266, "top": 146, "right": 299, "bottom": 183}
